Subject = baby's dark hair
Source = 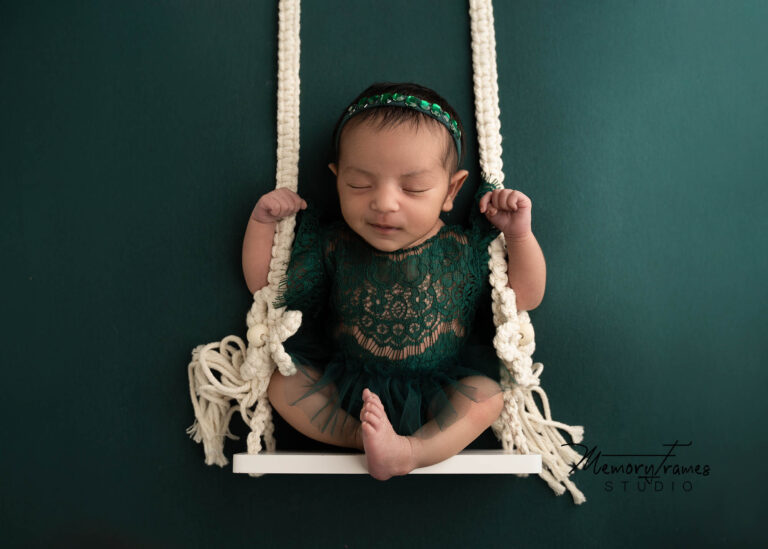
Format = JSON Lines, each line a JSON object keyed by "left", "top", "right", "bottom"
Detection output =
{"left": 331, "top": 82, "right": 466, "bottom": 171}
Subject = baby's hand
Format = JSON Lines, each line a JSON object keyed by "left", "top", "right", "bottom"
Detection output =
{"left": 251, "top": 189, "right": 307, "bottom": 223}
{"left": 479, "top": 189, "right": 532, "bottom": 239}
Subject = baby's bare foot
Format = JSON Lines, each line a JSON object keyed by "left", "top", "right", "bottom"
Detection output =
{"left": 360, "top": 388, "right": 417, "bottom": 481}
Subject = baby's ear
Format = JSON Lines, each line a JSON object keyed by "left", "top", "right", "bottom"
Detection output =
{"left": 442, "top": 170, "right": 469, "bottom": 212}
{"left": 328, "top": 163, "right": 338, "bottom": 176}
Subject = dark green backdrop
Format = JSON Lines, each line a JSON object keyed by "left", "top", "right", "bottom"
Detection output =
{"left": 3, "top": 1, "right": 766, "bottom": 547}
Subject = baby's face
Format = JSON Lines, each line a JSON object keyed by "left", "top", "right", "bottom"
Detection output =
{"left": 330, "top": 120, "right": 467, "bottom": 252}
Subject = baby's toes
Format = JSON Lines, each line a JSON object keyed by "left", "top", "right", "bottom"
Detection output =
{"left": 366, "top": 390, "right": 383, "bottom": 406}
{"left": 364, "top": 405, "right": 382, "bottom": 422}
{"left": 359, "top": 402, "right": 371, "bottom": 422}
{"left": 364, "top": 412, "right": 381, "bottom": 430}
{"left": 361, "top": 420, "right": 377, "bottom": 436}
{"left": 371, "top": 396, "right": 386, "bottom": 415}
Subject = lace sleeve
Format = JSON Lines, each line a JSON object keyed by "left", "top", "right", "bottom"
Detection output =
{"left": 273, "top": 209, "right": 332, "bottom": 318}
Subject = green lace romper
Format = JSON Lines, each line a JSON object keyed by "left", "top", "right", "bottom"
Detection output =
{"left": 274, "top": 187, "right": 504, "bottom": 438}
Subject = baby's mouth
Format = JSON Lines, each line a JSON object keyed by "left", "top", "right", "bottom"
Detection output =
{"left": 369, "top": 222, "right": 400, "bottom": 232}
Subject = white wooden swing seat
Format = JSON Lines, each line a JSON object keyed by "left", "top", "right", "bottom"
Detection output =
{"left": 233, "top": 450, "right": 542, "bottom": 475}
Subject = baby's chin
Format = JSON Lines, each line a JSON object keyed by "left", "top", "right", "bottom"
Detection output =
{"left": 348, "top": 227, "right": 411, "bottom": 252}
{"left": 345, "top": 219, "right": 434, "bottom": 252}
{"left": 358, "top": 234, "right": 405, "bottom": 253}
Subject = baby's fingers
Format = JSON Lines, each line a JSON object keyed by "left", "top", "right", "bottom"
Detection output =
{"left": 277, "top": 189, "right": 307, "bottom": 213}
{"left": 479, "top": 191, "right": 493, "bottom": 214}
{"left": 266, "top": 194, "right": 286, "bottom": 216}
{"left": 491, "top": 189, "right": 518, "bottom": 212}
{"left": 253, "top": 189, "right": 307, "bottom": 222}
{"left": 293, "top": 195, "right": 308, "bottom": 211}
{"left": 258, "top": 194, "right": 281, "bottom": 217}
{"left": 277, "top": 189, "right": 306, "bottom": 210}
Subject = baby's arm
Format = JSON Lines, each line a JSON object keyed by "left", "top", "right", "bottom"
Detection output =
{"left": 479, "top": 189, "right": 546, "bottom": 311}
{"left": 242, "top": 189, "right": 307, "bottom": 294}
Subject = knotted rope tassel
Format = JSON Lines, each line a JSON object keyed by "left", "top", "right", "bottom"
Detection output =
{"left": 470, "top": 0, "right": 586, "bottom": 504}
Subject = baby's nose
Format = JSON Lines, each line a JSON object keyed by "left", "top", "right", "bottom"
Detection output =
{"left": 371, "top": 187, "right": 399, "bottom": 212}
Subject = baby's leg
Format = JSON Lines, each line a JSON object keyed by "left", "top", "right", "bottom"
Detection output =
{"left": 267, "top": 365, "right": 364, "bottom": 450}
{"left": 360, "top": 376, "right": 503, "bottom": 480}
{"left": 418, "top": 375, "right": 504, "bottom": 440}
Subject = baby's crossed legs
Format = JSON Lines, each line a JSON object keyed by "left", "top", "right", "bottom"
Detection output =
{"left": 267, "top": 364, "right": 504, "bottom": 479}
{"left": 267, "top": 364, "right": 364, "bottom": 450}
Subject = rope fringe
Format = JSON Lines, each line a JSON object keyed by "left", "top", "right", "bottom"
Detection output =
{"left": 471, "top": 0, "right": 585, "bottom": 503}
{"left": 187, "top": 0, "right": 301, "bottom": 473}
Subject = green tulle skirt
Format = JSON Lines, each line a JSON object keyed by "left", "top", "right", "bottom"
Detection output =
{"left": 279, "top": 326, "right": 503, "bottom": 439}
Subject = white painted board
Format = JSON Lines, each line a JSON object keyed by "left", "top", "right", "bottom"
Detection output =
{"left": 233, "top": 450, "right": 541, "bottom": 475}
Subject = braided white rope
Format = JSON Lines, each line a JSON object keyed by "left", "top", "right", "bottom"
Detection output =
{"left": 186, "top": 0, "right": 302, "bottom": 470}
{"left": 470, "top": 0, "right": 586, "bottom": 503}
{"left": 187, "top": 0, "right": 586, "bottom": 502}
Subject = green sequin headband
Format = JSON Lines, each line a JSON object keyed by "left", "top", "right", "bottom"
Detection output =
{"left": 334, "top": 93, "right": 462, "bottom": 164}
